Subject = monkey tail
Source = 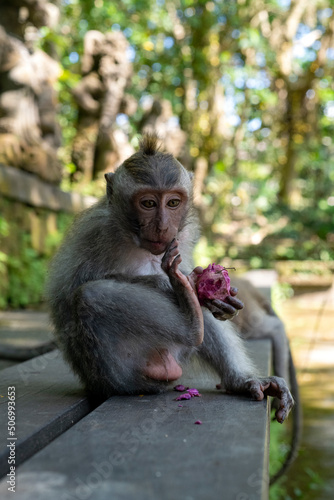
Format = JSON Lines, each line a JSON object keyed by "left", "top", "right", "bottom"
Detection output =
{"left": 270, "top": 349, "right": 302, "bottom": 485}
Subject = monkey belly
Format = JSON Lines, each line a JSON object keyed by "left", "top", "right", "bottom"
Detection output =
{"left": 143, "top": 348, "right": 183, "bottom": 381}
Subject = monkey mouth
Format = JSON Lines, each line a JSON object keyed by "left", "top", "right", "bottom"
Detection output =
{"left": 144, "top": 239, "right": 169, "bottom": 254}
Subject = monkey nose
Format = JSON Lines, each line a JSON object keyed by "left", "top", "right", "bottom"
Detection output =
{"left": 157, "top": 225, "right": 168, "bottom": 234}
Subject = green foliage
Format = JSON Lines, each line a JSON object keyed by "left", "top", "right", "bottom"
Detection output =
{"left": 1, "top": 213, "right": 72, "bottom": 309}
{"left": 0, "top": 251, "right": 8, "bottom": 309}
{"left": 7, "top": 239, "right": 47, "bottom": 308}
{"left": 35, "top": 0, "right": 334, "bottom": 269}
{"left": 271, "top": 283, "right": 294, "bottom": 311}
{"left": 0, "top": 216, "right": 10, "bottom": 308}
{"left": 268, "top": 414, "right": 325, "bottom": 500}
{"left": 269, "top": 420, "right": 291, "bottom": 500}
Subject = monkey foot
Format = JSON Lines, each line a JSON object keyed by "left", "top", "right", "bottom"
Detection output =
{"left": 143, "top": 348, "right": 183, "bottom": 382}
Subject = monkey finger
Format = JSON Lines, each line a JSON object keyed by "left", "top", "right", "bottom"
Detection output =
{"left": 163, "top": 238, "right": 178, "bottom": 255}
{"left": 166, "top": 240, "right": 179, "bottom": 256}
{"left": 167, "top": 247, "right": 180, "bottom": 266}
{"left": 193, "top": 266, "right": 204, "bottom": 275}
{"left": 230, "top": 287, "right": 238, "bottom": 296}
{"left": 205, "top": 300, "right": 238, "bottom": 320}
{"left": 224, "top": 296, "right": 244, "bottom": 310}
{"left": 168, "top": 254, "right": 183, "bottom": 279}
{"left": 211, "top": 299, "right": 239, "bottom": 316}
{"left": 188, "top": 267, "right": 203, "bottom": 288}
{"left": 161, "top": 240, "right": 180, "bottom": 271}
{"left": 161, "top": 258, "right": 172, "bottom": 273}
{"left": 171, "top": 254, "right": 182, "bottom": 269}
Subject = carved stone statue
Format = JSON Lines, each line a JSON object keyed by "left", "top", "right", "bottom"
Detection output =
{"left": 139, "top": 99, "right": 189, "bottom": 166}
{"left": 71, "top": 30, "right": 137, "bottom": 182}
{"left": 0, "top": 0, "right": 62, "bottom": 184}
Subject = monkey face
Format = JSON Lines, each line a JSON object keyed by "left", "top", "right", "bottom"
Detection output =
{"left": 132, "top": 188, "right": 189, "bottom": 255}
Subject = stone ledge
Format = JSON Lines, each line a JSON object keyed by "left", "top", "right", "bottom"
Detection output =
{"left": 0, "top": 340, "right": 271, "bottom": 499}
{"left": 0, "top": 164, "right": 97, "bottom": 213}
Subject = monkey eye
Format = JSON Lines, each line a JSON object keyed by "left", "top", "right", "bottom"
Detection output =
{"left": 167, "top": 199, "right": 181, "bottom": 208}
{"left": 141, "top": 200, "right": 156, "bottom": 209}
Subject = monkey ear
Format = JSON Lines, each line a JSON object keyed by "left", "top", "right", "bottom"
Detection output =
{"left": 188, "top": 172, "right": 194, "bottom": 181}
{"left": 104, "top": 173, "right": 114, "bottom": 200}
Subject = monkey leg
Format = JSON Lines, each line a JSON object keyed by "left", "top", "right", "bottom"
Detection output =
{"left": 67, "top": 279, "right": 197, "bottom": 397}
{"left": 236, "top": 312, "right": 290, "bottom": 384}
{"left": 198, "top": 311, "right": 294, "bottom": 423}
{"left": 198, "top": 311, "right": 257, "bottom": 390}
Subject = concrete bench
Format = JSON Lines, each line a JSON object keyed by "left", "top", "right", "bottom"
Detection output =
{"left": 0, "top": 340, "right": 271, "bottom": 500}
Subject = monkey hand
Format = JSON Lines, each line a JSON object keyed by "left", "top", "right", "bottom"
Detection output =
{"left": 161, "top": 240, "right": 204, "bottom": 345}
{"left": 201, "top": 286, "right": 244, "bottom": 321}
{"left": 161, "top": 240, "right": 202, "bottom": 296}
{"left": 243, "top": 376, "right": 294, "bottom": 423}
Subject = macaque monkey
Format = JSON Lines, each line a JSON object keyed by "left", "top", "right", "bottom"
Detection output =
{"left": 46, "top": 134, "right": 293, "bottom": 424}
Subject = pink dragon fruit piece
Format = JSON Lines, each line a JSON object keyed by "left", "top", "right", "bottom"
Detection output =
{"left": 174, "top": 384, "right": 188, "bottom": 392}
{"left": 187, "top": 388, "right": 201, "bottom": 397}
{"left": 196, "top": 263, "right": 231, "bottom": 306}
{"left": 175, "top": 393, "right": 192, "bottom": 401}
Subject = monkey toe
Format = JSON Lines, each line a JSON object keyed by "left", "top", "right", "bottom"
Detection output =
{"left": 275, "top": 407, "right": 288, "bottom": 424}
{"left": 244, "top": 380, "right": 265, "bottom": 401}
